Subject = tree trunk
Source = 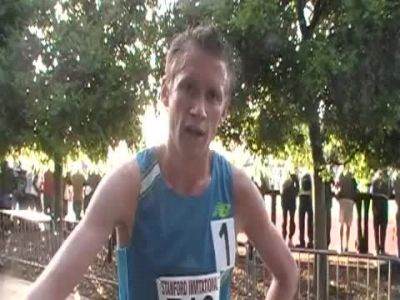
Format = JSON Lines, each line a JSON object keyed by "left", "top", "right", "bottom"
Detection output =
{"left": 271, "top": 192, "right": 277, "bottom": 225}
{"left": 53, "top": 153, "right": 63, "bottom": 226}
{"left": 308, "top": 121, "right": 328, "bottom": 300}
{"left": 295, "top": 1, "right": 329, "bottom": 297}
{"left": 309, "top": 121, "right": 327, "bottom": 249}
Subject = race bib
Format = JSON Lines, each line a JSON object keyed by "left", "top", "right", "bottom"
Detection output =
{"left": 156, "top": 273, "right": 220, "bottom": 300}
{"left": 211, "top": 218, "right": 236, "bottom": 272}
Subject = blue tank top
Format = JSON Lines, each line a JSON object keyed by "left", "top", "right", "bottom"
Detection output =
{"left": 117, "top": 147, "right": 236, "bottom": 300}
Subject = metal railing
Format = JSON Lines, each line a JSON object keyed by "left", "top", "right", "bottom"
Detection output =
{"left": 0, "top": 210, "right": 118, "bottom": 298}
{"left": 2, "top": 210, "right": 400, "bottom": 300}
{"left": 242, "top": 245, "right": 400, "bottom": 300}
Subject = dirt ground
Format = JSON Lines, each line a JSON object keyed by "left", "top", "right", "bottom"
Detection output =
{"left": 2, "top": 255, "right": 400, "bottom": 300}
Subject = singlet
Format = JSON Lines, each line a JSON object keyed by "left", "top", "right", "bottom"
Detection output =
{"left": 117, "top": 147, "right": 236, "bottom": 300}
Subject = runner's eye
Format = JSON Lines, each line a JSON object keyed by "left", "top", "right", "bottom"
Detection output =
{"left": 180, "top": 79, "right": 196, "bottom": 95}
{"left": 207, "top": 89, "right": 221, "bottom": 104}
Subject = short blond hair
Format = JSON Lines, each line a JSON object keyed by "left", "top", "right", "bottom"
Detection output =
{"left": 165, "top": 25, "right": 236, "bottom": 99}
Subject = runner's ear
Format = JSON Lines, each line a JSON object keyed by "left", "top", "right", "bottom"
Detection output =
{"left": 161, "top": 76, "right": 170, "bottom": 108}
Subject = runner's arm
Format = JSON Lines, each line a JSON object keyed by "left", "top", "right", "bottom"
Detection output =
{"left": 233, "top": 167, "right": 298, "bottom": 300}
{"left": 26, "top": 159, "right": 141, "bottom": 300}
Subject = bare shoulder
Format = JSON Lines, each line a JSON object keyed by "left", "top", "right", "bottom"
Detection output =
{"left": 231, "top": 166, "right": 253, "bottom": 194}
{"left": 231, "top": 166, "right": 263, "bottom": 232}
{"left": 84, "top": 157, "right": 141, "bottom": 233}
{"left": 101, "top": 157, "right": 141, "bottom": 192}
{"left": 231, "top": 166, "right": 261, "bottom": 206}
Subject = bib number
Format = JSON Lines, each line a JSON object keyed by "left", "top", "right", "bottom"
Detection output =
{"left": 157, "top": 273, "right": 220, "bottom": 300}
{"left": 211, "top": 218, "right": 236, "bottom": 272}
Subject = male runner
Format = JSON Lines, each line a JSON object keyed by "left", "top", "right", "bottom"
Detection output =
{"left": 27, "top": 25, "right": 298, "bottom": 300}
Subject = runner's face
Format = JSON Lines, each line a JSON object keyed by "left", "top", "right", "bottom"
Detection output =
{"left": 162, "top": 46, "right": 229, "bottom": 158}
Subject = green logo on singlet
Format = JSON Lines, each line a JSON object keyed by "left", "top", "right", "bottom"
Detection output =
{"left": 213, "top": 202, "right": 231, "bottom": 219}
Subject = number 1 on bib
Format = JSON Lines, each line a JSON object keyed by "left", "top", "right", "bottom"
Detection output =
{"left": 211, "top": 218, "right": 236, "bottom": 271}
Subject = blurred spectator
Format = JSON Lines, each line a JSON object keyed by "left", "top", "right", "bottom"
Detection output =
{"left": 335, "top": 169, "right": 357, "bottom": 252}
{"left": 43, "top": 169, "right": 55, "bottom": 214}
{"left": 64, "top": 174, "right": 75, "bottom": 221}
{"left": 0, "top": 161, "right": 16, "bottom": 209}
{"left": 370, "top": 170, "right": 391, "bottom": 255}
{"left": 71, "top": 170, "right": 86, "bottom": 219}
{"left": 324, "top": 177, "right": 334, "bottom": 248}
{"left": 14, "top": 168, "right": 26, "bottom": 207}
{"left": 297, "top": 173, "right": 313, "bottom": 249}
{"left": 280, "top": 172, "right": 299, "bottom": 247}
{"left": 24, "top": 167, "right": 40, "bottom": 210}
{"left": 259, "top": 173, "right": 271, "bottom": 195}
{"left": 83, "top": 171, "right": 102, "bottom": 213}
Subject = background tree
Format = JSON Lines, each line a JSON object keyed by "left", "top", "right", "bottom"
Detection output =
{"left": 0, "top": 0, "right": 39, "bottom": 157}
{"left": 327, "top": 0, "right": 400, "bottom": 172}
{"left": 19, "top": 0, "right": 161, "bottom": 220}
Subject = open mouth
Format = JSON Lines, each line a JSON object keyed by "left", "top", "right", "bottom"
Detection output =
{"left": 185, "top": 125, "right": 205, "bottom": 137}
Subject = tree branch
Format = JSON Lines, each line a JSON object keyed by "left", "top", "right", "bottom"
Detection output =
{"left": 295, "top": 0, "right": 308, "bottom": 39}
{"left": 296, "top": 0, "right": 326, "bottom": 40}
{"left": 326, "top": 145, "right": 360, "bottom": 167}
{"left": 280, "top": 0, "right": 290, "bottom": 7}
{"left": 308, "top": 0, "right": 325, "bottom": 35}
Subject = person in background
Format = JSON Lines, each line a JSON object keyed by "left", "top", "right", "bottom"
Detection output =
{"left": 0, "top": 161, "right": 16, "bottom": 209}
{"left": 43, "top": 168, "right": 55, "bottom": 214}
{"left": 71, "top": 168, "right": 86, "bottom": 220}
{"left": 83, "top": 171, "right": 102, "bottom": 215}
{"left": 335, "top": 169, "right": 357, "bottom": 252}
{"left": 14, "top": 168, "right": 26, "bottom": 209}
{"left": 370, "top": 170, "right": 391, "bottom": 255}
{"left": 0, "top": 161, "right": 15, "bottom": 267}
{"left": 36, "top": 170, "right": 45, "bottom": 212}
{"left": 297, "top": 172, "right": 313, "bottom": 249}
{"left": 280, "top": 171, "right": 299, "bottom": 247}
{"left": 324, "top": 176, "right": 334, "bottom": 248}
{"left": 24, "top": 167, "right": 40, "bottom": 210}
{"left": 64, "top": 174, "right": 74, "bottom": 221}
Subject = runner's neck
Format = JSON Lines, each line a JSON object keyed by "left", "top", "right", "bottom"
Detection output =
{"left": 157, "top": 144, "right": 212, "bottom": 197}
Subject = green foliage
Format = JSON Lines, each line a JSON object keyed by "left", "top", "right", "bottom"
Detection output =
{"left": 20, "top": 0, "right": 160, "bottom": 161}
{"left": 0, "top": 0, "right": 35, "bottom": 47}
{"left": 2, "top": 0, "right": 399, "bottom": 178}
{"left": 327, "top": 0, "right": 400, "bottom": 169}
{"left": 162, "top": 0, "right": 400, "bottom": 176}
{"left": 0, "top": 0, "right": 38, "bottom": 157}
